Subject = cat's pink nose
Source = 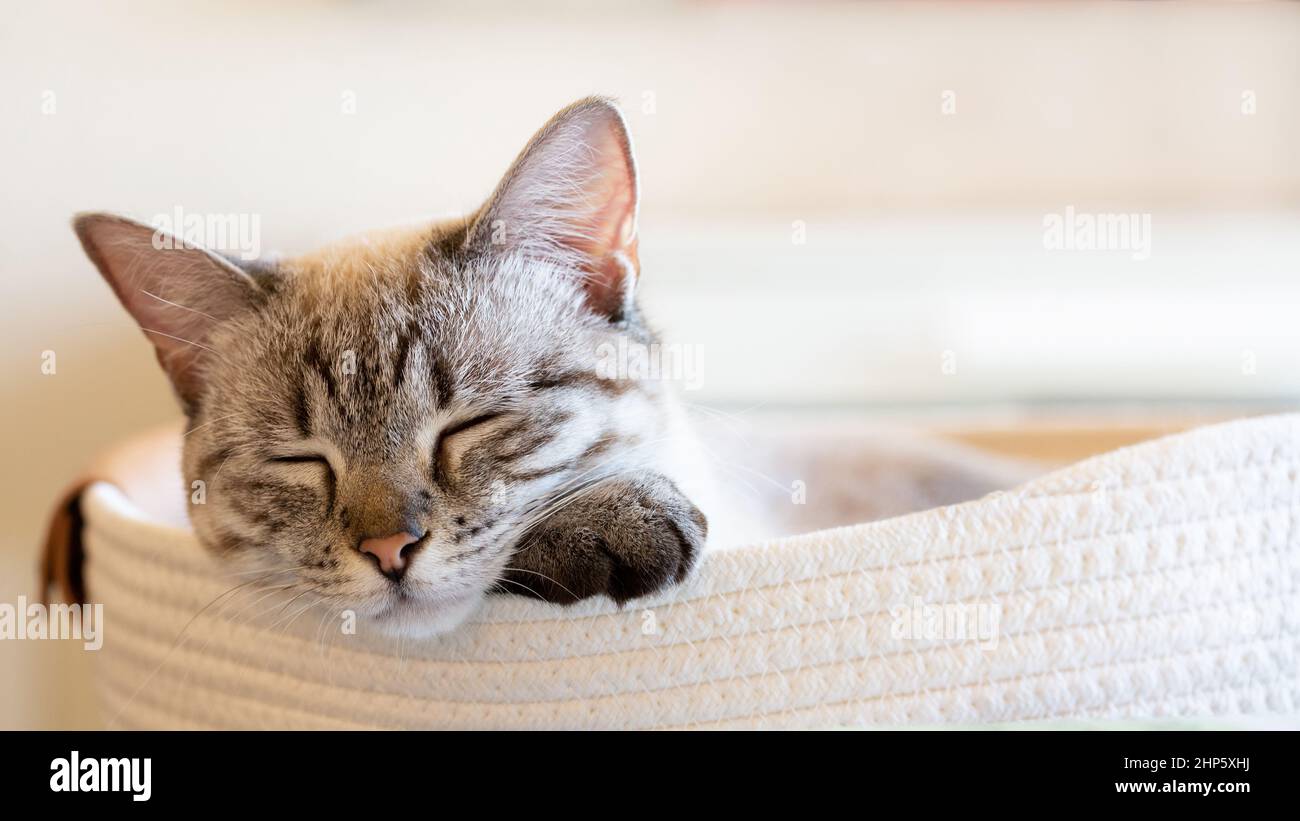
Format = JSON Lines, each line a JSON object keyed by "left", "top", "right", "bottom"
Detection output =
{"left": 358, "top": 531, "right": 422, "bottom": 579}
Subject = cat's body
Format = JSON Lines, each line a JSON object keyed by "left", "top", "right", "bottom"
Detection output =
{"left": 75, "top": 98, "right": 735, "bottom": 636}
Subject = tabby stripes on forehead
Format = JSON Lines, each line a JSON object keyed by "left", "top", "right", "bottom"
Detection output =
{"left": 392, "top": 319, "right": 418, "bottom": 390}
{"left": 430, "top": 352, "right": 456, "bottom": 408}
{"left": 304, "top": 338, "right": 338, "bottom": 400}
{"left": 292, "top": 383, "right": 312, "bottom": 437}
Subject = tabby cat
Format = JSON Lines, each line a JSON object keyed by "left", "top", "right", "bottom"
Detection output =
{"left": 74, "top": 98, "right": 734, "bottom": 636}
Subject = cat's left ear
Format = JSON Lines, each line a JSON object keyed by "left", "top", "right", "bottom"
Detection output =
{"left": 465, "top": 96, "right": 639, "bottom": 320}
{"left": 72, "top": 213, "right": 265, "bottom": 413}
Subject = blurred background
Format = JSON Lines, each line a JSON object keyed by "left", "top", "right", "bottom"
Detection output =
{"left": 2, "top": 0, "right": 1298, "bottom": 727}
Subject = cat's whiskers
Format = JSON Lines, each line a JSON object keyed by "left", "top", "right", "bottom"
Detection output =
{"left": 269, "top": 590, "right": 331, "bottom": 636}
{"left": 695, "top": 438, "right": 794, "bottom": 498}
{"left": 210, "top": 581, "right": 305, "bottom": 633}
{"left": 312, "top": 601, "right": 338, "bottom": 661}
{"left": 496, "top": 566, "right": 580, "bottom": 602}
{"left": 682, "top": 401, "right": 757, "bottom": 442}
{"left": 223, "top": 581, "right": 334, "bottom": 650}
{"left": 215, "top": 564, "right": 298, "bottom": 579}
{"left": 168, "top": 577, "right": 295, "bottom": 697}
{"left": 492, "top": 575, "right": 547, "bottom": 600}
{"left": 265, "top": 585, "right": 319, "bottom": 631}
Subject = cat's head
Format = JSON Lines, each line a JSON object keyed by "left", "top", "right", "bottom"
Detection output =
{"left": 74, "top": 98, "right": 670, "bottom": 636}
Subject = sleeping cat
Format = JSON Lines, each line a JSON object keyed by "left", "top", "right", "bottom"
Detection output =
{"left": 74, "top": 97, "right": 738, "bottom": 636}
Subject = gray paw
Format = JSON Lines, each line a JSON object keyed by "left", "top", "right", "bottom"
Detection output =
{"left": 499, "top": 471, "right": 707, "bottom": 604}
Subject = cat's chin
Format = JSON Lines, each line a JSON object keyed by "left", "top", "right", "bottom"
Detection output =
{"left": 364, "top": 591, "right": 483, "bottom": 638}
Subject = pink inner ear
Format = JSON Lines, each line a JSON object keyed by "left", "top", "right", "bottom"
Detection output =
{"left": 74, "top": 213, "right": 258, "bottom": 410}
{"left": 466, "top": 98, "right": 643, "bottom": 318}
{"left": 566, "top": 115, "right": 640, "bottom": 317}
{"left": 583, "top": 232, "right": 639, "bottom": 319}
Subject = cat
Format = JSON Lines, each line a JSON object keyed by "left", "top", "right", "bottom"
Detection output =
{"left": 73, "top": 97, "right": 738, "bottom": 637}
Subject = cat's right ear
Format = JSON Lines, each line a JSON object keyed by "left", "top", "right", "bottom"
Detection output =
{"left": 463, "top": 97, "right": 640, "bottom": 322}
{"left": 72, "top": 212, "right": 263, "bottom": 413}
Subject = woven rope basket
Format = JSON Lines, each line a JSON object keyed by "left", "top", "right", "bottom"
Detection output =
{"left": 80, "top": 415, "right": 1300, "bottom": 729}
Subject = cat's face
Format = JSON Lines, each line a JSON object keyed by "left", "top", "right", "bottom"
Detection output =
{"left": 75, "top": 98, "right": 667, "bottom": 635}
{"left": 189, "top": 233, "right": 662, "bottom": 634}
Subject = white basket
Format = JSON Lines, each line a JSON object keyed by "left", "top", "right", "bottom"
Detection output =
{"left": 82, "top": 415, "right": 1300, "bottom": 729}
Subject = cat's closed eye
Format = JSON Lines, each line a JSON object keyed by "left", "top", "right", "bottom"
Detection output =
{"left": 267, "top": 453, "right": 337, "bottom": 507}
{"left": 441, "top": 413, "right": 502, "bottom": 440}
{"left": 268, "top": 454, "right": 332, "bottom": 466}
{"left": 434, "top": 413, "right": 504, "bottom": 475}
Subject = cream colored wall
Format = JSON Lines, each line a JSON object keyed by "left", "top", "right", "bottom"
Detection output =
{"left": 2, "top": 1, "right": 1298, "bottom": 728}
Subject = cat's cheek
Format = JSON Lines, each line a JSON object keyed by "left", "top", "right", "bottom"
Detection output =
{"left": 189, "top": 505, "right": 251, "bottom": 556}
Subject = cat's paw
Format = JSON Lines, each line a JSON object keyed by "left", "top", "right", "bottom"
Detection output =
{"left": 499, "top": 471, "right": 707, "bottom": 605}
